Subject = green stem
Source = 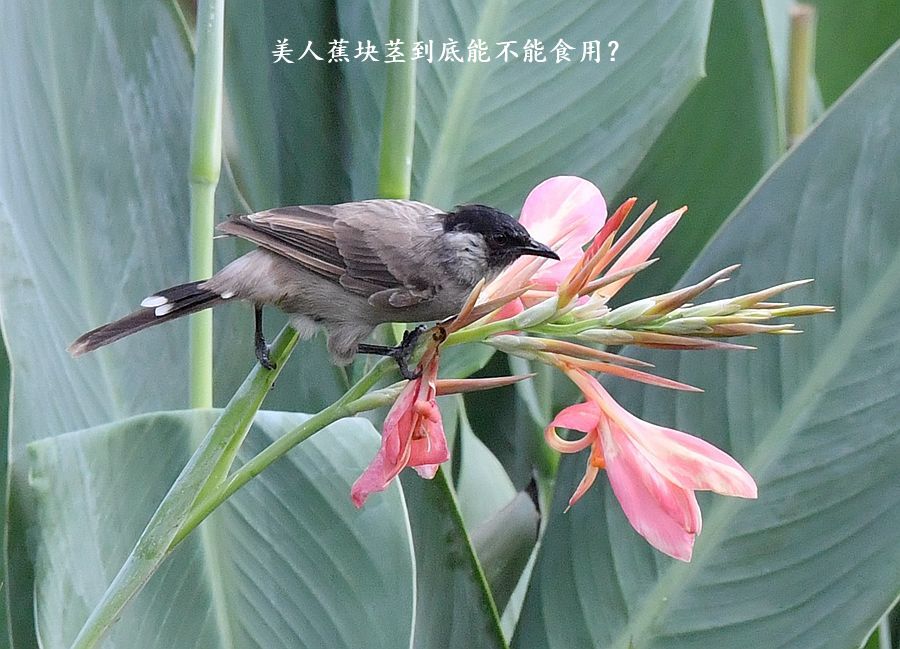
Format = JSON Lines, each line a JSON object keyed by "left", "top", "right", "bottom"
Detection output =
{"left": 70, "top": 325, "right": 299, "bottom": 649}
{"left": 199, "top": 326, "right": 299, "bottom": 498}
{"left": 377, "top": 0, "right": 418, "bottom": 345}
{"left": 445, "top": 317, "right": 519, "bottom": 347}
{"left": 171, "top": 359, "right": 394, "bottom": 547}
{"left": 377, "top": 0, "right": 418, "bottom": 199}
{"left": 787, "top": 3, "right": 816, "bottom": 146}
{"left": 188, "top": 0, "right": 225, "bottom": 408}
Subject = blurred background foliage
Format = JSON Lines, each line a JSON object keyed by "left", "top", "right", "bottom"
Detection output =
{"left": 0, "top": 0, "right": 898, "bottom": 647}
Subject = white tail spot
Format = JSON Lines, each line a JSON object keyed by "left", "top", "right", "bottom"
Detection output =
{"left": 220, "top": 291, "right": 236, "bottom": 299}
{"left": 155, "top": 304, "right": 176, "bottom": 317}
{"left": 141, "top": 295, "right": 168, "bottom": 308}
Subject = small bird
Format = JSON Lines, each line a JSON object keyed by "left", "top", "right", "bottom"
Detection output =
{"left": 68, "top": 199, "right": 558, "bottom": 376}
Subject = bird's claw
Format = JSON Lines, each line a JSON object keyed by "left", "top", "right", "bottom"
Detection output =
{"left": 393, "top": 325, "right": 427, "bottom": 380}
{"left": 256, "top": 340, "right": 277, "bottom": 371}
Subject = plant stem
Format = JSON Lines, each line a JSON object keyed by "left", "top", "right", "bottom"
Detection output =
{"left": 445, "top": 317, "right": 519, "bottom": 346}
{"left": 377, "top": 0, "right": 418, "bottom": 199}
{"left": 171, "top": 358, "right": 394, "bottom": 547}
{"left": 70, "top": 324, "right": 299, "bottom": 649}
{"left": 787, "top": 4, "right": 816, "bottom": 146}
{"left": 377, "top": 0, "right": 418, "bottom": 344}
{"left": 188, "top": 0, "right": 225, "bottom": 408}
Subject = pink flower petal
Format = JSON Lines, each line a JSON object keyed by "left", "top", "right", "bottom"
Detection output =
{"left": 600, "top": 422, "right": 697, "bottom": 561}
{"left": 525, "top": 178, "right": 606, "bottom": 286}
{"left": 408, "top": 417, "right": 450, "bottom": 469}
{"left": 351, "top": 434, "right": 412, "bottom": 508}
{"left": 601, "top": 415, "right": 702, "bottom": 535}
{"left": 545, "top": 402, "right": 600, "bottom": 453}
{"left": 519, "top": 176, "right": 607, "bottom": 251}
{"left": 603, "top": 208, "right": 684, "bottom": 298}
{"left": 592, "top": 381, "right": 757, "bottom": 498}
{"left": 633, "top": 425, "right": 758, "bottom": 498}
{"left": 566, "top": 461, "right": 600, "bottom": 509}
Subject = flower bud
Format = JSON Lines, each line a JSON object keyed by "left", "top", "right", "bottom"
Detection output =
{"left": 656, "top": 317, "right": 713, "bottom": 334}
{"left": 598, "top": 298, "right": 656, "bottom": 327}
{"left": 513, "top": 295, "right": 560, "bottom": 328}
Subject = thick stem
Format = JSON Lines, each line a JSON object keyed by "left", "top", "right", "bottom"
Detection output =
{"left": 188, "top": 0, "right": 225, "bottom": 408}
{"left": 787, "top": 4, "right": 817, "bottom": 146}
{"left": 377, "top": 0, "right": 418, "bottom": 199}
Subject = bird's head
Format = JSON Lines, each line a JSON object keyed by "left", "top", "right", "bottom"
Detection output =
{"left": 442, "top": 204, "right": 559, "bottom": 273}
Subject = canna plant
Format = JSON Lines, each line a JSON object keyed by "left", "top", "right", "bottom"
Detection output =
{"left": 70, "top": 173, "right": 832, "bottom": 648}
{"left": 1, "top": 1, "right": 899, "bottom": 649}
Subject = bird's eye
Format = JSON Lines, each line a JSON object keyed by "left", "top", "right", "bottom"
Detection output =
{"left": 491, "top": 232, "right": 509, "bottom": 245}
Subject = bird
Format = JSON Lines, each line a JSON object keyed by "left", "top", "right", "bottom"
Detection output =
{"left": 68, "top": 199, "right": 559, "bottom": 376}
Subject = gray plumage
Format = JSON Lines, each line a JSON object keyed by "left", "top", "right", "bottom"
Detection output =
{"left": 68, "top": 199, "right": 557, "bottom": 365}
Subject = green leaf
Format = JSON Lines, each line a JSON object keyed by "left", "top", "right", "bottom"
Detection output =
{"left": 27, "top": 410, "right": 415, "bottom": 649}
{"left": 337, "top": 0, "right": 714, "bottom": 209}
{"left": 222, "top": 0, "right": 348, "bottom": 207}
{"left": 470, "top": 492, "right": 539, "bottom": 613}
{"left": 401, "top": 469, "right": 507, "bottom": 649}
{"left": 810, "top": 0, "right": 900, "bottom": 106}
{"left": 615, "top": 0, "right": 787, "bottom": 300}
{"left": 515, "top": 42, "right": 900, "bottom": 649}
{"left": 0, "top": 3, "right": 348, "bottom": 637}
{"left": 454, "top": 403, "right": 517, "bottom": 529}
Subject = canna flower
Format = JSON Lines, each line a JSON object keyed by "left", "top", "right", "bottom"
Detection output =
{"left": 351, "top": 350, "right": 448, "bottom": 507}
{"left": 546, "top": 367, "right": 757, "bottom": 561}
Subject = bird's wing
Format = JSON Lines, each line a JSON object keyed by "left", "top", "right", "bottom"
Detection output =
{"left": 217, "top": 200, "right": 445, "bottom": 308}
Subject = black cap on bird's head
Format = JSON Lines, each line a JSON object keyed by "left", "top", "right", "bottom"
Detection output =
{"left": 443, "top": 204, "right": 559, "bottom": 269}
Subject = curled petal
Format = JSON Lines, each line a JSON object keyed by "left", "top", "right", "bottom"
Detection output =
{"left": 545, "top": 402, "right": 600, "bottom": 453}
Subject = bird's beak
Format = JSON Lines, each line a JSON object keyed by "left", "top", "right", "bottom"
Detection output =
{"left": 517, "top": 240, "right": 560, "bottom": 260}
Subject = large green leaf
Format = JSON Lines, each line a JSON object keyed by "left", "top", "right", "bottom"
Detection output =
{"left": 0, "top": 2, "right": 349, "bottom": 639}
{"left": 515, "top": 42, "right": 900, "bottom": 649}
{"left": 615, "top": 0, "right": 787, "bottom": 300}
{"left": 337, "top": 0, "right": 714, "bottom": 209}
{"left": 400, "top": 470, "right": 508, "bottom": 649}
{"left": 811, "top": 0, "right": 900, "bottom": 106}
{"left": 27, "top": 410, "right": 415, "bottom": 649}
{"left": 222, "top": 0, "right": 348, "bottom": 208}
{"left": 0, "top": 1, "right": 196, "bottom": 447}
{"left": 0, "top": 4, "right": 197, "bottom": 643}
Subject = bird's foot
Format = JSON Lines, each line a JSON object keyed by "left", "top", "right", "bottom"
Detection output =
{"left": 254, "top": 305, "right": 277, "bottom": 371}
{"left": 255, "top": 338, "right": 277, "bottom": 371}
{"left": 393, "top": 325, "right": 427, "bottom": 380}
{"left": 357, "top": 325, "right": 427, "bottom": 380}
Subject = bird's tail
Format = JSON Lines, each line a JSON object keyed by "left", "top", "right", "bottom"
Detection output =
{"left": 68, "top": 281, "right": 225, "bottom": 357}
